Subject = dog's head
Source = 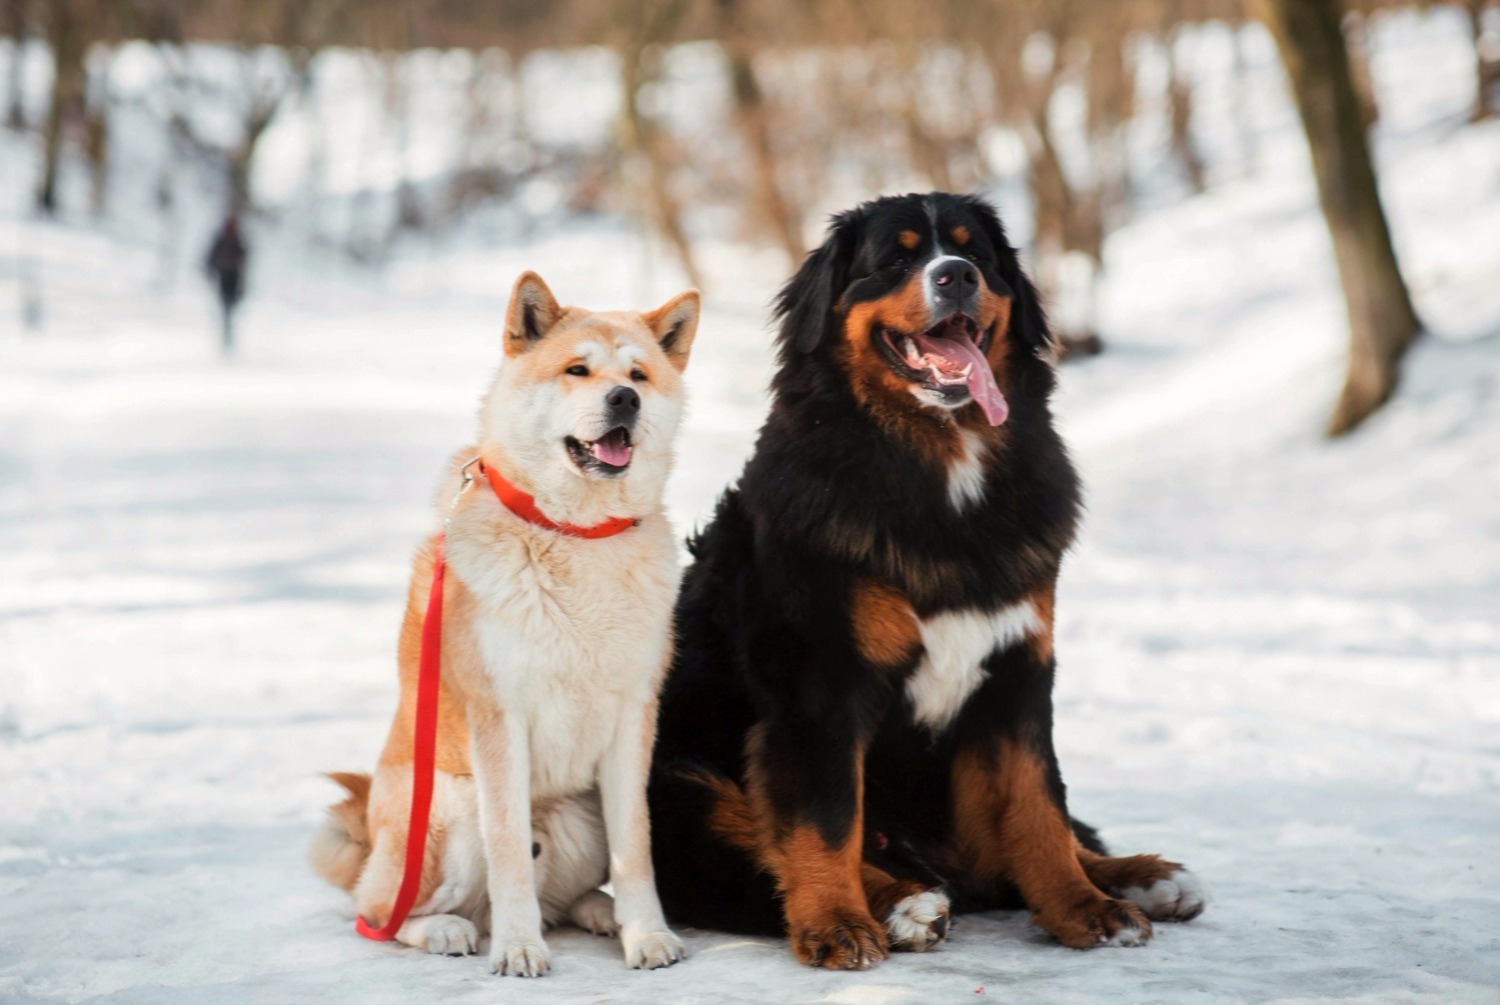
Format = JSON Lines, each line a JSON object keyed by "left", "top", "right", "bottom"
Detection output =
{"left": 479, "top": 272, "right": 699, "bottom": 520}
{"left": 774, "top": 192, "right": 1052, "bottom": 432}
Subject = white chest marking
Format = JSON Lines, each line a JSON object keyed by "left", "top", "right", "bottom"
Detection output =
{"left": 907, "top": 601, "right": 1041, "bottom": 731}
{"left": 947, "top": 428, "right": 989, "bottom": 511}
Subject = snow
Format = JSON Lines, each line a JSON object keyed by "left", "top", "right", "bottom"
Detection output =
{"left": 3, "top": 9, "right": 1500, "bottom": 1004}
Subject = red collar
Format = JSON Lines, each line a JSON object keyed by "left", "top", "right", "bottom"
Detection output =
{"left": 476, "top": 460, "right": 638, "bottom": 539}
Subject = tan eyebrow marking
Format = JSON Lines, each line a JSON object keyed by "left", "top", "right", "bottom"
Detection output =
{"left": 899, "top": 230, "right": 920, "bottom": 250}
{"left": 952, "top": 225, "right": 970, "bottom": 246}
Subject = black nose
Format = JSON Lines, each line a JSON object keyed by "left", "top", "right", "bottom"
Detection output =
{"left": 606, "top": 385, "right": 640, "bottom": 414}
{"left": 931, "top": 259, "right": 979, "bottom": 289}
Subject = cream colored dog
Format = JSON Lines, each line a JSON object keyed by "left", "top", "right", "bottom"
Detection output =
{"left": 312, "top": 272, "right": 697, "bottom": 976}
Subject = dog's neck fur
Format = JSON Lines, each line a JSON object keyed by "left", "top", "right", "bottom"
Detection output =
{"left": 473, "top": 435, "right": 668, "bottom": 529}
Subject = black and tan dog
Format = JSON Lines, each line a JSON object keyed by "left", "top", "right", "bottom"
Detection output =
{"left": 648, "top": 192, "right": 1207, "bottom": 969}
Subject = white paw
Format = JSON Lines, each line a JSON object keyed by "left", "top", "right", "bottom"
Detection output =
{"left": 1102, "top": 918, "right": 1148, "bottom": 947}
{"left": 569, "top": 890, "right": 619, "bottom": 937}
{"left": 622, "top": 928, "right": 685, "bottom": 970}
{"left": 422, "top": 916, "right": 480, "bottom": 956}
{"left": 1121, "top": 869, "right": 1210, "bottom": 921}
{"left": 884, "top": 890, "right": 951, "bottom": 952}
{"left": 491, "top": 936, "right": 551, "bottom": 977}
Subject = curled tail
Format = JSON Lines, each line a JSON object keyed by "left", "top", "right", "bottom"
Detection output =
{"left": 309, "top": 772, "right": 372, "bottom": 892}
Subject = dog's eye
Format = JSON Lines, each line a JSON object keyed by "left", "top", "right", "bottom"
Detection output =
{"left": 630, "top": 368, "right": 648, "bottom": 383}
{"left": 566, "top": 364, "right": 589, "bottom": 377}
{"left": 891, "top": 256, "right": 911, "bottom": 269}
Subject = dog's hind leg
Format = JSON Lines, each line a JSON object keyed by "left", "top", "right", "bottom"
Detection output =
{"left": 532, "top": 791, "right": 610, "bottom": 930}
{"left": 396, "top": 914, "right": 481, "bottom": 955}
{"left": 353, "top": 770, "right": 486, "bottom": 955}
{"left": 860, "top": 862, "right": 950, "bottom": 953}
{"left": 1076, "top": 847, "right": 1210, "bottom": 922}
{"left": 567, "top": 890, "right": 619, "bottom": 936}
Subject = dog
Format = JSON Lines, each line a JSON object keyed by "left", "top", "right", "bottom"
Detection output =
{"left": 312, "top": 271, "right": 697, "bottom": 977}
{"left": 647, "top": 192, "right": 1207, "bottom": 969}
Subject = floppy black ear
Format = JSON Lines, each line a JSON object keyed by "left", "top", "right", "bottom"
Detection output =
{"left": 964, "top": 195, "right": 1054, "bottom": 354}
{"left": 774, "top": 213, "right": 856, "bottom": 355}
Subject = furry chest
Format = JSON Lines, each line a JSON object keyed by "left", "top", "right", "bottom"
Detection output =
{"left": 905, "top": 601, "right": 1043, "bottom": 731}
{"left": 473, "top": 612, "right": 670, "bottom": 797}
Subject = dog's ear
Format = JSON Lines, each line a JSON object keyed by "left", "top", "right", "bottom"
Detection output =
{"left": 965, "top": 196, "right": 1055, "bottom": 359}
{"left": 504, "top": 271, "right": 563, "bottom": 357}
{"left": 642, "top": 289, "right": 700, "bottom": 372}
{"left": 775, "top": 212, "right": 856, "bottom": 355}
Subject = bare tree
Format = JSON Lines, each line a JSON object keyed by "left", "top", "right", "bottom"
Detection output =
{"left": 37, "top": 0, "right": 89, "bottom": 214}
{"left": 617, "top": 0, "right": 703, "bottom": 290}
{"left": 715, "top": 0, "right": 804, "bottom": 264}
{"left": 1463, "top": 0, "right": 1500, "bottom": 121}
{"left": 4, "top": 0, "right": 28, "bottom": 130}
{"left": 1257, "top": 0, "right": 1422, "bottom": 436}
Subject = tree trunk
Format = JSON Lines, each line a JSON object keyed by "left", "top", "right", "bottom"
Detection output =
{"left": 1164, "top": 29, "right": 1207, "bottom": 194}
{"left": 1257, "top": 0, "right": 1421, "bottom": 437}
{"left": 5, "top": 0, "right": 27, "bottom": 130}
{"left": 1342, "top": 11, "right": 1380, "bottom": 131}
{"left": 619, "top": 0, "right": 703, "bottom": 291}
{"left": 1466, "top": 0, "right": 1500, "bottom": 121}
{"left": 38, "top": 0, "right": 87, "bottom": 214}
{"left": 83, "top": 44, "right": 109, "bottom": 214}
{"left": 715, "top": 0, "right": 803, "bottom": 265}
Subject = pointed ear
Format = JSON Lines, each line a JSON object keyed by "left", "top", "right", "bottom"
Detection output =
{"left": 504, "top": 271, "right": 563, "bottom": 357}
{"left": 642, "top": 289, "right": 700, "bottom": 372}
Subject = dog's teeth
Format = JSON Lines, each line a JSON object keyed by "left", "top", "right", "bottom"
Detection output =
{"left": 960, "top": 363, "right": 973, "bottom": 378}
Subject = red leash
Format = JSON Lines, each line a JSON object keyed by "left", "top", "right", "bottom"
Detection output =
{"left": 354, "top": 458, "right": 635, "bottom": 942}
{"left": 355, "top": 533, "right": 447, "bottom": 941}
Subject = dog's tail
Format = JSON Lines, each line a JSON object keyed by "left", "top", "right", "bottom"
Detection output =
{"left": 309, "top": 771, "right": 372, "bottom": 892}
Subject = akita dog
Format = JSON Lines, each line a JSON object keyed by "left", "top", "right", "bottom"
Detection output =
{"left": 311, "top": 272, "right": 697, "bottom": 976}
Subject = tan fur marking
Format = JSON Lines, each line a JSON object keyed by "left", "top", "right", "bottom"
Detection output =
{"left": 978, "top": 289, "right": 1014, "bottom": 369}
{"left": 850, "top": 579, "right": 921, "bottom": 667}
{"left": 726, "top": 734, "right": 886, "bottom": 968}
{"left": 839, "top": 273, "right": 963, "bottom": 463}
{"left": 837, "top": 271, "right": 1018, "bottom": 450}
{"left": 1028, "top": 582, "right": 1056, "bottom": 663}
{"left": 951, "top": 225, "right": 970, "bottom": 246}
{"left": 1076, "top": 846, "right": 1183, "bottom": 896}
{"left": 952, "top": 743, "right": 1150, "bottom": 948}
{"left": 898, "top": 229, "right": 921, "bottom": 250}
{"left": 379, "top": 534, "right": 473, "bottom": 777}
{"left": 860, "top": 862, "right": 926, "bottom": 920}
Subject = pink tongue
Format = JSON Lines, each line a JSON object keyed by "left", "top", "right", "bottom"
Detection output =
{"left": 593, "top": 437, "right": 632, "bottom": 466}
{"left": 911, "top": 331, "right": 1009, "bottom": 426}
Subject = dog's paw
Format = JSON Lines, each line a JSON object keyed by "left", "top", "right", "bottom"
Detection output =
{"left": 884, "top": 889, "right": 951, "bottom": 952}
{"left": 569, "top": 890, "right": 619, "bottom": 937}
{"left": 622, "top": 927, "right": 684, "bottom": 970}
{"left": 1121, "top": 868, "right": 1210, "bottom": 922}
{"left": 421, "top": 915, "right": 480, "bottom": 956}
{"left": 491, "top": 935, "right": 551, "bottom": 977}
{"left": 791, "top": 909, "right": 890, "bottom": 970}
{"left": 1037, "top": 896, "right": 1153, "bottom": 950}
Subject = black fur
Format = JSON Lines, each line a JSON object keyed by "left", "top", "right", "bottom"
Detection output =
{"left": 649, "top": 193, "right": 1097, "bottom": 936}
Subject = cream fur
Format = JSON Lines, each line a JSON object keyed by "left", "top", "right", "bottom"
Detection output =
{"left": 317, "top": 273, "right": 694, "bottom": 976}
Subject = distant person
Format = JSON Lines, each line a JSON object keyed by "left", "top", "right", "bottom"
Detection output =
{"left": 205, "top": 215, "right": 247, "bottom": 356}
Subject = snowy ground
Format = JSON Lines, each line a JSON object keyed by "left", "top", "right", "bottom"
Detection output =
{"left": 4, "top": 11, "right": 1500, "bottom": 1005}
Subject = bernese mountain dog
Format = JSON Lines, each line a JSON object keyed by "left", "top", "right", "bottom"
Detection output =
{"left": 648, "top": 192, "right": 1207, "bottom": 969}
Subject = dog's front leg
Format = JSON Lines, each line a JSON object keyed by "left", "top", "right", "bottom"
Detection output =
{"left": 748, "top": 719, "right": 888, "bottom": 970}
{"left": 470, "top": 704, "right": 549, "bottom": 977}
{"left": 598, "top": 696, "right": 684, "bottom": 970}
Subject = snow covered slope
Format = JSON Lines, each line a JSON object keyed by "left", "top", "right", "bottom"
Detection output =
{"left": 2, "top": 10, "right": 1498, "bottom": 1004}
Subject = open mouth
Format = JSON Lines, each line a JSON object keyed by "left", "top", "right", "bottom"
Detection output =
{"left": 565, "top": 426, "right": 633, "bottom": 476}
{"left": 877, "top": 313, "right": 1008, "bottom": 426}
